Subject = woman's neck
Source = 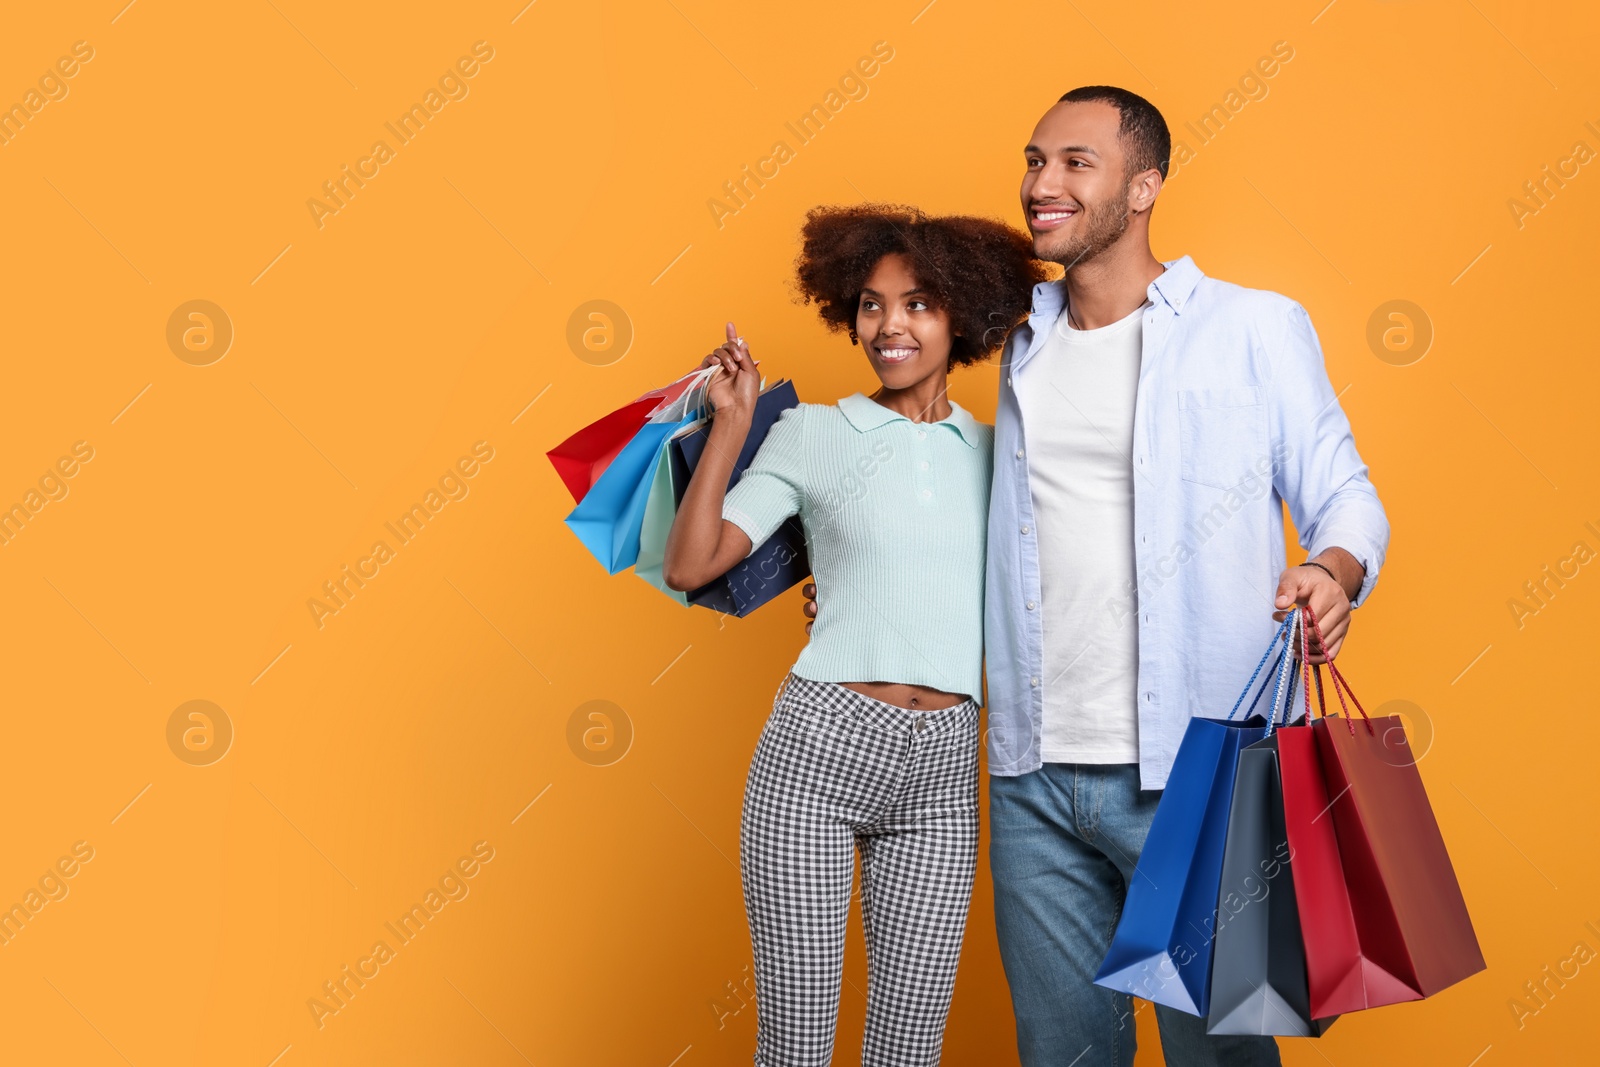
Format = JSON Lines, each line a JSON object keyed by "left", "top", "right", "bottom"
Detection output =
{"left": 869, "top": 377, "right": 953, "bottom": 423}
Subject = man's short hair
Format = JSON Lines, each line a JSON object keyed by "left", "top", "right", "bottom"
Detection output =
{"left": 1057, "top": 85, "right": 1171, "bottom": 181}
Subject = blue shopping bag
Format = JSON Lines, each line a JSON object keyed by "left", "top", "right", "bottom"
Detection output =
{"left": 1093, "top": 614, "right": 1298, "bottom": 1016}
{"left": 564, "top": 410, "right": 702, "bottom": 574}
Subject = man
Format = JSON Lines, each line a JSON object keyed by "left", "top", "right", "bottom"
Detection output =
{"left": 988, "top": 84, "right": 1390, "bottom": 1066}
{"left": 806, "top": 85, "right": 1388, "bottom": 1065}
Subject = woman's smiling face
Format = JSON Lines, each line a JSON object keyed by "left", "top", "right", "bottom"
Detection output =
{"left": 855, "top": 252, "right": 955, "bottom": 388}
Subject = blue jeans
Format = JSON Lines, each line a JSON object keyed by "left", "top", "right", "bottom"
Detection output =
{"left": 989, "top": 763, "right": 1282, "bottom": 1067}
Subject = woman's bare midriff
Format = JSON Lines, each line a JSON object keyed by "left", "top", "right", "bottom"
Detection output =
{"left": 837, "top": 681, "right": 969, "bottom": 711}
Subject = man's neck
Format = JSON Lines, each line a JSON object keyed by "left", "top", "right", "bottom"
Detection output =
{"left": 1060, "top": 244, "right": 1166, "bottom": 330}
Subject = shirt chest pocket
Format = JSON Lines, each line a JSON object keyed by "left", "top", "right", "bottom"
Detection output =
{"left": 1177, "top": 386, "right": 1266, "bottom": 490}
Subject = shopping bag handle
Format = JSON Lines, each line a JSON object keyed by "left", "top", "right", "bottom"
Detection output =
{"left": 1276, "top": 606, "right": 1338, "bottom": 730}
{"left": 1270, "top": 611, "right": 1302, "bottom": 730}
{"left": 1299, "top": 604, "right": 1374, "bottom": 736}
{"left": 1264, "top": 609, "right": 1310, "bottom": 733}
{"left": 648, "top": 365, "right": 723, "bottom": 425}
{"left": 1284, "top": 607, "right": 1326, "bottom": 726}
{"left": 1227, "top": 613, "right": 1296, "bottom": 721}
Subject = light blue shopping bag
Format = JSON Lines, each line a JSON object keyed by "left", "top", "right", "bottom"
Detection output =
{"left": 563, "top": 410, "right": 701, "bottom": 574}
{"left": 632, "top": 420, "right": 702, "bottom": 603}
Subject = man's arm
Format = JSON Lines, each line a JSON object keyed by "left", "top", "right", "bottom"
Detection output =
{"left": 1268, "top": 300, "right": 1391, "bottom": 662}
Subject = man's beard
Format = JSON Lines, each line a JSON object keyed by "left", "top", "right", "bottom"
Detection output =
{"left": 1040, "top": 187, "right": 1131, "bottom": 269}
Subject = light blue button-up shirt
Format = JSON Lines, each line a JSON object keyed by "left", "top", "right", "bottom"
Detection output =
{"left": 984, "top": 255, "right": 1390, "bottom": 789}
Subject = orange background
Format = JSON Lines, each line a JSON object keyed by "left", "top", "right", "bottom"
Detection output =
{"left": 0, "top": 1, "right": 1595, "bottom": 1064}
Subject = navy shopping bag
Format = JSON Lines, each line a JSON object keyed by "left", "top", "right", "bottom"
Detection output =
{"left": 1093, "top": 615, "right": 1297, "bottom": 1016}
{"left": 668, "top": 378, "right": 810, "bottom": 617}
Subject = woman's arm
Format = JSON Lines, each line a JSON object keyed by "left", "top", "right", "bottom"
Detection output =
{"left": 663, "top": 324, "right": 760, "bottom": 592}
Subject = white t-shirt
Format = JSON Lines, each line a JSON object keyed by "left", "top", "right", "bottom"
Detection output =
{"left": 1014, "top": 301, "right": 1146, "bottom": 763}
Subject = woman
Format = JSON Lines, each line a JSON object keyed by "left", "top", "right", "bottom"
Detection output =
{"left": 664, "top": 203, "right": 1045, "bottom": 1067}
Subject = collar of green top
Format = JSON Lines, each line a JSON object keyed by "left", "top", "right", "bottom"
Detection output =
{"left": 836, "top": 392, "right": 982, "bottom": 449}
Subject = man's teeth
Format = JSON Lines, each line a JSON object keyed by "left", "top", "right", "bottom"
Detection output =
{"left": 1035, "top": 210, "right": 1075, "bottom": 221}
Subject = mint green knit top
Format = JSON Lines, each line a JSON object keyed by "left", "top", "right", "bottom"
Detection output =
{"left": 722, "top": 392, "right": 993, "bottom": 702}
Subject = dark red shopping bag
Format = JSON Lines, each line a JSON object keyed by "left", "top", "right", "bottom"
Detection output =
{"left": 546, "top": 373, "right": 706, "bottom": 503}
{"left": 1279, "top": 608, "right": 1486, "bottom": 1017}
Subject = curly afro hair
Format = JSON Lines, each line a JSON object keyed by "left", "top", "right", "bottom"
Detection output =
{"left": 792, "top": 203, "right": 1049, "bottom": 368}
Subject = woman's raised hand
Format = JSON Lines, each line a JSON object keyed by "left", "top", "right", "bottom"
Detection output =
{"left": 701, "top": 321, "right": 760, "bottom": 424}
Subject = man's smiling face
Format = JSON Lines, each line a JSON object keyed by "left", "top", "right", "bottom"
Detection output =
{"left": 1021, "top": 100, "right": 1141, "bottom": 268}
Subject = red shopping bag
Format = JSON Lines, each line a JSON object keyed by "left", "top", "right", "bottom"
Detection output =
{"left": 546, "top": 371, "right": 714, "bottom": 504}
{"left": 546, "top": 396, "right": 662, "bottom": 503}
{"left": 1279, "top": 608, "right": 1486, "bottom": 1017}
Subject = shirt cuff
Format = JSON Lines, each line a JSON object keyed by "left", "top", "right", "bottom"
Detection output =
{"left": 721, "top": 508, "right": 764, "bottom": 560}
{"left": 1307, "top": 529, "right": 1382, "bottom": 608}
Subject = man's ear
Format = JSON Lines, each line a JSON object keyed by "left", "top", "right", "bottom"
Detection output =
{"left": 1130, "top": 168, "right": 1162, "bottom": 214}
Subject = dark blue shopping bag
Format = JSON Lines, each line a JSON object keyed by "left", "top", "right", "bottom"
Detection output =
{"left": 668, "top": 378, "right": 810, "bottom": 617}
{"left": 1093, "top": 615, "right": 1298, "bottom": 1016}
{"left": 565, "top": 411, "right": 702, "bottom": 574}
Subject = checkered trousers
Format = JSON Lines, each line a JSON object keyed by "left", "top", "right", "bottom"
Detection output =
{"left": 740, "top": 671, "right": 981, "bottom": 1067}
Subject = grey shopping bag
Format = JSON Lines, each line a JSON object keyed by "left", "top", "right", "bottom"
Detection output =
{"left": 1206, "top": 730, "right": 1337, "bottom": 1037}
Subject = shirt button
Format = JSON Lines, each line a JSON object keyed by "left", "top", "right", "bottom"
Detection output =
{"left": 1007, "top": 375, "right": 1013, "bottom": 385}
{"left": 1015, "top": 449, "right": 1024, "bottom": 459}
{"left": 920, "top": 460, "right": 929, "bottom": 471}
{"left": 1026, "top": 600, "right": 1036, "bottom": 610}
{"left": 918, "top": 429, "right": 927, "bottom": 439}
{"left": 1030, "top": 676, "right": 1040, "bottom": 688}
{"left": 914, "top": 715, "right": 928, "bottom": 732}
{"left": 921, "top": 489, "right": 932, "bottom": 499}
{"left": 1020, "top": 525, "right": 1029, "bottom": 535}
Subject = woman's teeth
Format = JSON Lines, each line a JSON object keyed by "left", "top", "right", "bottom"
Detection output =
{"left": 876, "top": 345, "right": 917, "bottom": 363}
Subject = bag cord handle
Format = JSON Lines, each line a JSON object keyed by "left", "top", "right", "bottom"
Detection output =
{"left": 1299, "top": 603, "right": 1374, "bottom": 736}
{"left": 1229, "top": 613, "right": 1296, "bottom": 720}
